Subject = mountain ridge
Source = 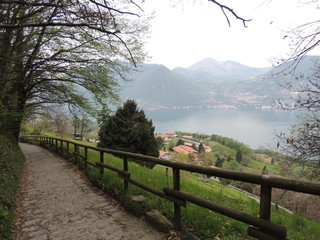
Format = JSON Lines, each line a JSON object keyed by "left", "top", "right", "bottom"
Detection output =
{"left": 119, "top": 56, "right": 320, "bottom": 110}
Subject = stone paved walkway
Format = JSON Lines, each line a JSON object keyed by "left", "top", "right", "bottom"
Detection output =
{"left": 14, "top": 143, "right": 165, "bottom": 240}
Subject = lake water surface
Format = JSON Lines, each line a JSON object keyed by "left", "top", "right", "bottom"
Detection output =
{"left": 145, "top": 108, "right": 300, "bottom": 149}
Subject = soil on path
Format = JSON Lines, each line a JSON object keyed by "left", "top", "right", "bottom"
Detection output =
{"left": 13, "top": 143, "right": 165, "bottom": 240}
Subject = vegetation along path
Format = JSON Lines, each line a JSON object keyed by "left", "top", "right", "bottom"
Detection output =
{"left": 13, "top": 143, "right": 165, "bottom": 240}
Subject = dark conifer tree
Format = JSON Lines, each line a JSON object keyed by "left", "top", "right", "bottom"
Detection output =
{"left": 176, "top": 139, "right": 184, "bottom": 146}
{"left": 198, "top": 143, "right": 205, "bottom": 153}
{"left": 215, "top": 156, "right": 225, "bottom": 168}
{"left": 98, "top": 100, "right": 158, "bottom": 167}
{"left": 236, "top": 149, "right": 243, "bottom": 163}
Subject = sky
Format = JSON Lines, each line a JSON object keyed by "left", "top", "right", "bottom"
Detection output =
{"left": 141, "top": 0, "right": 320, "bottom": 69}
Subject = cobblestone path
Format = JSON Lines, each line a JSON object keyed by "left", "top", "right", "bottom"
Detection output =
{"left": 14, "top": 143, "right": 165, "bottom": 240}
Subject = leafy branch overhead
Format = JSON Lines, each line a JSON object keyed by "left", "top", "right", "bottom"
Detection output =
{"left": 0, "top": 0, "right": 149, "bottom": 140}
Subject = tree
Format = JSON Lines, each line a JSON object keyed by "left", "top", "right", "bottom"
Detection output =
{"left": 215, "top": 156, "right": 225, "bottom": 168}
{"left": 168, "top": 140, "right": 175, "bottom": 152}
{"left": 198, "top": 143, "right": 205, "bottom": 153}
{"left": 203, "top": 152, "right": 214, "bottom": 166}
{"left": 98, "top": 100, "right": 158, "bottom": 167}
{"left": 155, "top": 136, "right": 165, "bottom": 151}
{"left": 276, "top": 0, "right": 320, "bottom": 65}
{"left": 70, "top": 109, "right": 92, "bottom": 138}
{"left": 276, "top": 112, "right": 320, "bottom": 180}
{"left": 52, "top": 112, "right": 69, "bottom": 138}
{"left": 236, "top": 149, "right": 243, "bottom": 163}
{"left": 176, "top": 139, "right": 184, "bottom": 146}
{"left": 274, "top": 0, "right": 320, "bottom": 178}
{"left": 23, "top": 114, "right": 53, "bottom": 135}
{"left": 0, "top": 0, "right": 148, "bottom": 142}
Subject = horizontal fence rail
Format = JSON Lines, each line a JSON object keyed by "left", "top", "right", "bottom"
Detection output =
{"left": 20, "top": 135, "right": 320, "bottom": 240}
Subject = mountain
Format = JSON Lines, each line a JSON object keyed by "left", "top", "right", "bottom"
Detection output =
{"left": 119, "top": 64, "right": 205, "bottom": 109}
{"left": 265, "top": 55, "right": 320, "bottom": 77}
{"left": 184, "top": 58, "right": 270, "bottom": 81}
{"left": 119, "top": 56, "right": 320, "bottom": 109}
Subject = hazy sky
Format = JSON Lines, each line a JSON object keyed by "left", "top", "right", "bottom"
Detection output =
{"left": 141, "top": 0, "right": 320, "bottom": 69}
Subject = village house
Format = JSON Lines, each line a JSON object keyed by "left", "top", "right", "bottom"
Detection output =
{"left": 155, "top": 134, "right": 169, "bottom": 141}
{"left": 184, "top": 142, "right": 193, "bottom": 147}
{"left": 166, "top": 131, "right": 177, "bottom": 138}
{"left": 184, "top": 142, "right": 212, "bottom": 153}
{"left": 173, "top": 145, "right": 198, "bottom": 158}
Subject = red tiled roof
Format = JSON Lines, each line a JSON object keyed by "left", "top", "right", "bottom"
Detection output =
{"left": 173, "top": 145, "right": 198, "bottom": 155}
{"left": 184, "top": 142, "right": 193, "bottom": 147}
{"left": 159, "top": 151, "right": 168, "bottom": 158}
{"left": 156, "top": 134, "right": 169, "bottom": 139}
{"left": 166, "top": 132, "right": 176, "bottom": 135}
{"left": 182, "top": 135, "right": 192, "bottom": 139}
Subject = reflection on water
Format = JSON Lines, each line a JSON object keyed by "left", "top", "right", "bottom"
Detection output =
{"left": 145, "top": 108, "right": 300, "bottom": 149}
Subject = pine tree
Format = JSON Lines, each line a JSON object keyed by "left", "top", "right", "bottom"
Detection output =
{"left": 176, "top": 139, "right": 184, "bottom": 146}
{"left": 236, "top": 149, "right": 243, "bottom": 163}
{"left": 98, "top": 100, "right": 158, "bottom": 168}
{"left": 215, "top": 156, "right": 225, "bottom": 168}
{"left": 198, "top": 143, "right": 205, "bottom": 153}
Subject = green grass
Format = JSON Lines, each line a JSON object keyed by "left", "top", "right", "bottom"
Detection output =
{"left": 27, "top": 137, "right": 320, "bottom": 240}
{"left": 248, "top": 158, "right": 280, "bottom": 174}
{"left": 0, "top": 136, "right": 24, "bottom": 240}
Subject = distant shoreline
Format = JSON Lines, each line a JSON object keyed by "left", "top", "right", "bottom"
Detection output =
{"left": 143, "top": 105, "right": 276, "bottom": 111}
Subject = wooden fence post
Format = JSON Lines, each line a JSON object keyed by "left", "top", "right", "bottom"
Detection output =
{"left": 60, "top": 139, "right": 63, "bottom": 155}
{"left": 66, "top": 142, "right": 70, "bottom": 159}
{"left": 123, "top": 156, "right": 129, "bottom": 190}
{"left": 55, "top": 139, "right": 58, "bottom": 152}
{"left": 260, "top": 184, "right": 272, "bottom": 221}
{"left": 74, "top": 144, "right": 79, "bottom": 164}
{"left": 100, "top": 151, "right": 104, "bottom": 175}
{"left": 173, "top": 167, "right": 182, "bottom": 231}
{"left": 84, "top": 146, "right": 88, "bottom": 170}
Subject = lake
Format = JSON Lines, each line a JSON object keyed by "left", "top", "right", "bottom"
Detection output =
{"left": 144, "top": 108, "right": 301, "bottom": 149}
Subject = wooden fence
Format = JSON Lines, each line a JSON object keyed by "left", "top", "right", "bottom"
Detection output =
{"left": 20, "top": 135, "right": 320, "bottom": 240}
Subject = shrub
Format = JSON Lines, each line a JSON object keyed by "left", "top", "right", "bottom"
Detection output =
{"left": 0, "top": 136, "right": 24, "bottom": 239}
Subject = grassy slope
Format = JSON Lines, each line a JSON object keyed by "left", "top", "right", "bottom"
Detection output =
{"left": 0, "top": 136, "right": 24, "bottom": 239}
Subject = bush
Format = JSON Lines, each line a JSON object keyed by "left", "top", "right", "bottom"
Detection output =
{"left": 0, "top": 136, "right": 24, "bottom": 239}
{"left": 31, "top": 128, "right": 41, "bottom": 135}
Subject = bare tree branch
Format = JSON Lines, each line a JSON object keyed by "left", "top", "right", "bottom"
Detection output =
{"left": 0, "top": 22, "right": 120, "bottom": 34}
{"left": 208, "top": 0, "right": 252, "bottom": 27}
{"left": 0, "top": 0, "right": 61, "bottom": 7}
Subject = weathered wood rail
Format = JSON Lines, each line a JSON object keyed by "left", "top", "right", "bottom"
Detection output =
{"left": 20, "top": 135, "right": 320, "bottom": 240}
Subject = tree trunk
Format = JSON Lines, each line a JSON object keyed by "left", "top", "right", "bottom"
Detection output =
{"left": 0, "top": 85, "right": 26, "bottom": 142}
{"left": 0, "top": 109, "right": 24, "bottom": 142}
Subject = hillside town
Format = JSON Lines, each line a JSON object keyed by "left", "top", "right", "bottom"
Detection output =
{"left": 156, "top": 131, "right": 212, "bottom": 162}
